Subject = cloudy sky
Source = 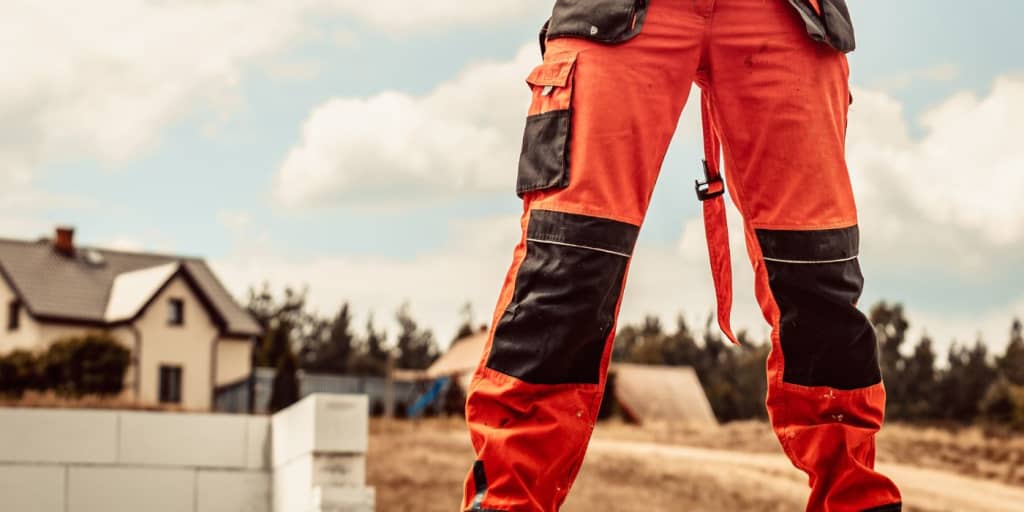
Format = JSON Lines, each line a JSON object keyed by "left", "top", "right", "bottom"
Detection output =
{"left": 3, "top": 1, "right": 1022, "bottom": 353}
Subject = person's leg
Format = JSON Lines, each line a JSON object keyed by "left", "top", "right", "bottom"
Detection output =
{"left": 461, "top": 2, "right": 707, "bottom": 510}
{"left": 705, "top": 1, "right": 901, "bottom": 511}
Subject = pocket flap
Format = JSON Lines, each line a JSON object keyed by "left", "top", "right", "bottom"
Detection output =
{"left": 525, "top": 51, "right": 578, "bottom": 88}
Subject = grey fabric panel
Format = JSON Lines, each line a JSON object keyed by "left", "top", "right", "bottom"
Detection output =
{"left": 756, "top": 227, "right": 881, "bottom": 390}
{"left": 516, "top": 109, "right": 572, "bottom": 197}
{"left": 486, "top": 211, "right": 639, "bottom": 384}
{"left": 786, "top": 0, "right": 856, "bottom": 53}
{"left": 546, "top": 0, "right": 648, "bottom": 45}
{"left": 787, "top": 0, "right": 828, "bottom": 44}
{"left": 821, "top": 0, "right": 856, "bottom": 52}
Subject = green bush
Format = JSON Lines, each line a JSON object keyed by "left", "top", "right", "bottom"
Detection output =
{"left": 0, "top": 349, "right": 39, "bottom": 397}
{"left": 36, "top": 333, "right": 131, "bottom": 397}
{"left": 980, "top": 378, "right": 1024, "bottom": 431}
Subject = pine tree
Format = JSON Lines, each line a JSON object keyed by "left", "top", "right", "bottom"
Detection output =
{"left": 394, "top": 303, "right": 440, "bottom": 370}
{"left": 661, "top": 315, "right": 701, "bottom": 367}
{"left": 451, "top": 302, "right": 476, "bottom": 345}
{"left": 347, "top": 315, "right": 390, "bottom": 377}
{"left": 939, "top": 339, "right": 997, "bottom": 421}
{"left": 998, "top": 319, "right": 1024, "bottom": 385}
{"left": 870, "top": 302, "right": 910, "bottom": 417}
{"left": 269, "top": 350, "right": 300, "bottom": 413}
{"left": 901, "top": 335, "right": 938, "bottom": 420}
{"left": 627, "top": 316, "right": 669, "bottom": 365}
{"left": 300, "top": 303, "right": 355, "bottom": 374}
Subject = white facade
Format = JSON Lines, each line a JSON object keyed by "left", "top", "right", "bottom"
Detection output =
{"left": 0, "top": 394, "right": 373, "bottom": 512}
{"left": 0, "top": 274, "right": 253, "bottom": 411}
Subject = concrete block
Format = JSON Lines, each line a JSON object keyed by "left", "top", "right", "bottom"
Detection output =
{"left": 247, "top": 416, "right": 271, "bottom": 469}
{"left": 313, "top": 454, "right": 366, "bottom": 488}
{"left": 273, "top": 454, "right": 368, "bottom": 512}
{"left": 68, "top": 466, "right": 195, "bottom": 512}
{"left": 0, "top": 408, "right": 117, "bottom": 464}
{"left": 272, "top": 394, "right": 368, "bottom": 467}
{"left": 197, "top": 470, "right": 271, "bottom": 512}
{"left": 273, "top": 452, "right": 313, "bottom": 512}
{"left": 119, "top": 410, "right": 248, "bottom": 468}
{"left": 314, "top": 486, "right": 375, "bottom": 512}
{"left": 0, "top": 464, "right": 66, "bottom": 512}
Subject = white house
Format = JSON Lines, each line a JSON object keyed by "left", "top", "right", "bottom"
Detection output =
{"left": 0, "top": 227, "right": 262, "bottom": 410}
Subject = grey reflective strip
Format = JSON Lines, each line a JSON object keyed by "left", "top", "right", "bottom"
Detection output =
{"left": 762, "top": 254, "right": 858, "bottom": 264}
{"left": 525, "top": 238, "right": 631, "bottom": 258}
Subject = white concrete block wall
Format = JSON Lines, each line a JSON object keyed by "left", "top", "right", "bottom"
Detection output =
{"left": 273, "top": 454, "right": 368, "bottom": 511}
{"left": 273, "top": 452, "right": 315, "bottom": 512}
{"left": 0, "top": 465, "right": 65, "bottom": 512}
{"left": 312, "top": 454, "right": 367, "bottom": 488}
{"left": 68, "top": 466, "right": 195, "bottom": 512}
{"left": 0, "top": 394, "right": 372, "bottom": 512}
{"left": 119, "top": 411, "right": 251, "bottom": 468}
{"left": 271, "top": 396, "right": 316, "bottom": 467}
{"left": 197, "top": 470, "right": 271, "bottom": 512}
{"left": 313, "top": 395, "right": 369, "bottom": 456}
{"left": 313, "top": 487, "right": 376, "bottom": 512}
{"left": 273, "top": 394, "right": 369, "bottom": 467}
{"left": 0, "top": 408, "right": 118, "bottom": 464}
{"left": 248, "top": 416, "right": 272, "bottom": 470}
{"left": 272, "top": 394, "right": 373, "bottom": 512}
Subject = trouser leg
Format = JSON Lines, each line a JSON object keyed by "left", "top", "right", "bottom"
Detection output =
{"left": 704, "top": 1, "right": 901, "bottom": 511}
{"left": 461, "top": 2, "right": 705, "bottom": 510}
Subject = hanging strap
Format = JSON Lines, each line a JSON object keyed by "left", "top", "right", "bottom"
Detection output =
{"left": 695, "top": 94, "right": 739, "bottom": 345}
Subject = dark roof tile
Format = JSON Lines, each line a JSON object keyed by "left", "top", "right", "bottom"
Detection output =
{"left": 0, "top": 237, "right": 261, "bottom": 337}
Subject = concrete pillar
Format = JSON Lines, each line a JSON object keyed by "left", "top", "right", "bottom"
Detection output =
{"left": 271, "top": 394, "right": 375, "bottom": 512}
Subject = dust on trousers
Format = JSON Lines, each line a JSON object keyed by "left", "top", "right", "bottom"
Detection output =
{"left": 462, "top": 1, "right": 902, "bottom": 511}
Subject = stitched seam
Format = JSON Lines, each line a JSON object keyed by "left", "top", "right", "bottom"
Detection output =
{"left": 762, "top": 254, "right": 858, "bottom": 264}
{"left": 525, "top": 238, "right": 631, "bottom": 258}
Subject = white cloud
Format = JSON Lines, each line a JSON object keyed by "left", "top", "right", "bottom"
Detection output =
{"left": 327, "top": 0, "right": 550, "bottom": 33}
{"left": 211, "top": 215, "right": 523, "bottom": 346}
{"left": 846, "top": 77, "right": 1024, "bottom": 352}
{"left": 274, "top": 44, "right": 538, "bottom": 207}
{"left": 866, "top": 62, "right": 958, "bottom": 92}
{"left": 849, "top": 77, "right": 1024, "bottom": 258}
{"left": 0, "top": 1, "right": 549, "bottom": 199}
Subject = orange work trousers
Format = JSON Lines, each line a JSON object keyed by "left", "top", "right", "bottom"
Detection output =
{"left": 463, "top": 1, "right": 901, "bottom": 511}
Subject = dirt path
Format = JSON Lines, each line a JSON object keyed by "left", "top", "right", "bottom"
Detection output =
{"left": 586, "top": 438, "right": 1024, "bottom": 512}
{"left": 367, "top": 421, "right": 1024, "bottom": 511}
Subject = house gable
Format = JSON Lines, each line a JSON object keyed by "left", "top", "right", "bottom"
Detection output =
{"left": 132, "top": 273, "right": 221, "bottom": 409}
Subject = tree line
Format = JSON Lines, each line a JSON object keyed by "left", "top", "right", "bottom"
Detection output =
{"left": 612, "top": 302, "right": 1024, "bottom": 430}
{"left": 3, "top": 282, "right": 1020, "bottom": 431}
{"left": 246, "top": 283, "right": 1024, "bottom": 427}
{"left": 245, "top": 284, "right": 447, "bottom": 411}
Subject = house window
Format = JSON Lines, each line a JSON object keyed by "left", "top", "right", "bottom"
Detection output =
{"left": 159, "top": 365, "right": 183, "bottom": 404}
{"left": 7, "top": 301, "right": 20, "bottom": 331}
{"left": 168, "top": 298, "right": 184, "bottom": 326}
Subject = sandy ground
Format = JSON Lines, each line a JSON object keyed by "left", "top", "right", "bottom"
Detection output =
{"left": 367, "top": 419, "right": 1024, "bottom": 512}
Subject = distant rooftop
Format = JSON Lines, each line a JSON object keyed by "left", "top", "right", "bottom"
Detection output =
{"left": 0, "top": 228, "right": 261, "bottom": 338}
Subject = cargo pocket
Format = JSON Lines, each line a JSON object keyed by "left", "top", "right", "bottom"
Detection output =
{"left": 516, "top": 51, "right": 578, "bottom": 198}
{"left": 546, "top": 0, "right": 649, "bottom": 45}
{"left": 486, "top": 210, "right": 640, "bottom": 385}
